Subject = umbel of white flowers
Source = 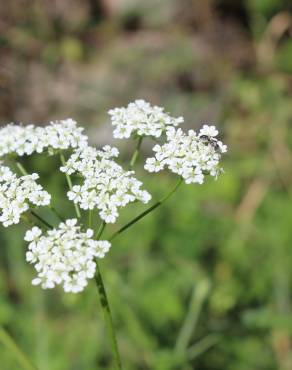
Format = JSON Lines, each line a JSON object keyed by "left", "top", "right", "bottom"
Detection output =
{"left": 0, "top": 99, "right": 227, "bottom": 293}
{"left": 0, "top": 118, "right": 88, "bottom": 157}
{"left": 144, "top": 125, "right": 227, "bottom": 184}
{"left": 25, "top": 219, "right": 111, "bottom": 293}
{"left": 60, "top": 145, "right": 151, "bottom": 223}
{"left": 108, "top": 99, "right": 184, "bottom": 139}
{"left": 0, "top": 164, "right": 51, "bottom": 227}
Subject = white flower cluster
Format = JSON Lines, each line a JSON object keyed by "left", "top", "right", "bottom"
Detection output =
{"left": 145, "top": 125, "right": 227, "bottom": 184}
{"left": 25, "top": 219, "right": 111, "bottom": 293}
{"left": 60, "top": 145, "right": 151, "bottom": 223}
{"left": 0, "top": 119, "right": 88, "bottom": 158}
{"left": 108, "top": 99, "right": 184, "bottom": 139}
{"left": 0, "top": 165, "right": 51, "bottom": 227}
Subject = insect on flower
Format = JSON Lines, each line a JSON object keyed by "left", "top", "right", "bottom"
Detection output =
{"left": 198, "top": 125, "right": 222, "bottom": 153}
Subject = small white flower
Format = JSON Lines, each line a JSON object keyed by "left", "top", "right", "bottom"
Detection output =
{"left": 199, "top": 125, "right": 218, "bottom": 138}
{"left": 100, "top": 207, "right": 118, "bottom": 224}
{"left": 32, "top": 278, "right": 42, "bottom": 286}
{"left": 144, "top": 158, "right": 164, "bottom": 173}
{"left": 67, "top": 186, "right": 83, "bottom": 203}
{"left": 24, "top": 226, "right": 42, "bottom": 242}
{"left": 95, "top": 241, "right": 111, "bottom": 258}
{"left": 65, "top": 219, "right": 77, "bottom": 227}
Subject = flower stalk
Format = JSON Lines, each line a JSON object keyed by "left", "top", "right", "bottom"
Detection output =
{"left": 30, "top": 210, "right": 53, "bottom": 230}
{"left": 49, "top": 205, "right": 65, "bottom": 222}
{"left": 16, "top": 161, "right": 28, "bottom": 176}
{"left": 95, "top": 221, "right": 106, "bottom": 239}
{"left": 109, "top": 177, "right": 183, "bottom": 241}
{"left": 60, "top": 153, "right": 81, "bottom": 219}
{"left": 129, "top": 136, "right": 143, "bottom": 168}
{"left": 94, "top": 262, "right": 123, "bottom": 370}
{"left": 88, "top": 210, "right": 92, "bottom": 229}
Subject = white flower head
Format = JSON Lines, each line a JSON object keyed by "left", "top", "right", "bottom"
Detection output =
{"left": 25, "top": 219, "right": 111, "bottom": 293}
{"left": 0, "top": 119, "right": 88, "bottom": 158}
{"left": 61, "top": 146, "right": 152, "bottom": 224}
{"left": 145, "top": 125, "right": 227, "bottom": 184}
{"left": 0, "top": 164, "right": 51, "bottom": 227}
{"left": 108, "top": 99, "right": 184, "bottom": 139}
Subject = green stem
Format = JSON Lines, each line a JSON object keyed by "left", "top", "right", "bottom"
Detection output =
{"left": 60, "top": 153, "right": 81, "bottom": 219}
{"left": 16, "top": 161, "right": 28, "bottom": 176}
{"left": 109, "top": 177, "right": 183, "bottom": 241}
{"left": 0, "top": 327, "right": 38, "bottom": 370}
{"left": 88, "top": 210, "right": 93, "bottom": 229}
{"left": 94, "top": 222, "right": 121, "bottom": 367}
{"left": 30, "top": 211, "right": 53, "bottom": 230}
{"left": 95, "top": 221, "right": 106, "bottom": 239}
{"left": 129, "top": 136, "right": 143, "bottom": 169}
{"left": 94, "top": 262, "right": 123, "bottom": 370}
{"left": 49, "top": 206, "right": 65, "bottom": 222}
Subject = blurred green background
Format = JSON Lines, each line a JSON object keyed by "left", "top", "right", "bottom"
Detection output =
{"left": 1, "top": 0, "right": 292, "bottom": 369}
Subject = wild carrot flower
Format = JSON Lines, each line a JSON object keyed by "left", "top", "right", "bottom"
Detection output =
{"left": 0, "top": 165, "right": 51, "bottom": 227}
{"left": 108, "top": 99, "right": 184, "bottom": 139}
{"left": 60, "top": 145, "right": 151, "bottom": 223}
{"left": 25, "top": 219, "right": 111, "bottom": 293}
{"left": 0, "top": 119, "right": 88, "bottom": 158}
{"left": 145, "top": 125, "right": 227, "bottom": 184}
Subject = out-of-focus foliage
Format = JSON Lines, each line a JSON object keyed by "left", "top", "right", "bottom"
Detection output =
{"left": 1, "top": 0, "right": 292, "bottom": 369}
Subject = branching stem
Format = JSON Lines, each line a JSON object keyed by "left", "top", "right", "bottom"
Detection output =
{"left": 95, "top": 221, "right": 106, "bottom": 239}
{"left": 30, "top": 211, "right": 53, "bottom": 230}
{"left": 109, "top": 177, "right": 183, "bottom": 241}
{"left": 60, "top": 153, "right": 81, "bottom": 219}
{"left": 129, "top": 136, "right": 143, "bottom": 169}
